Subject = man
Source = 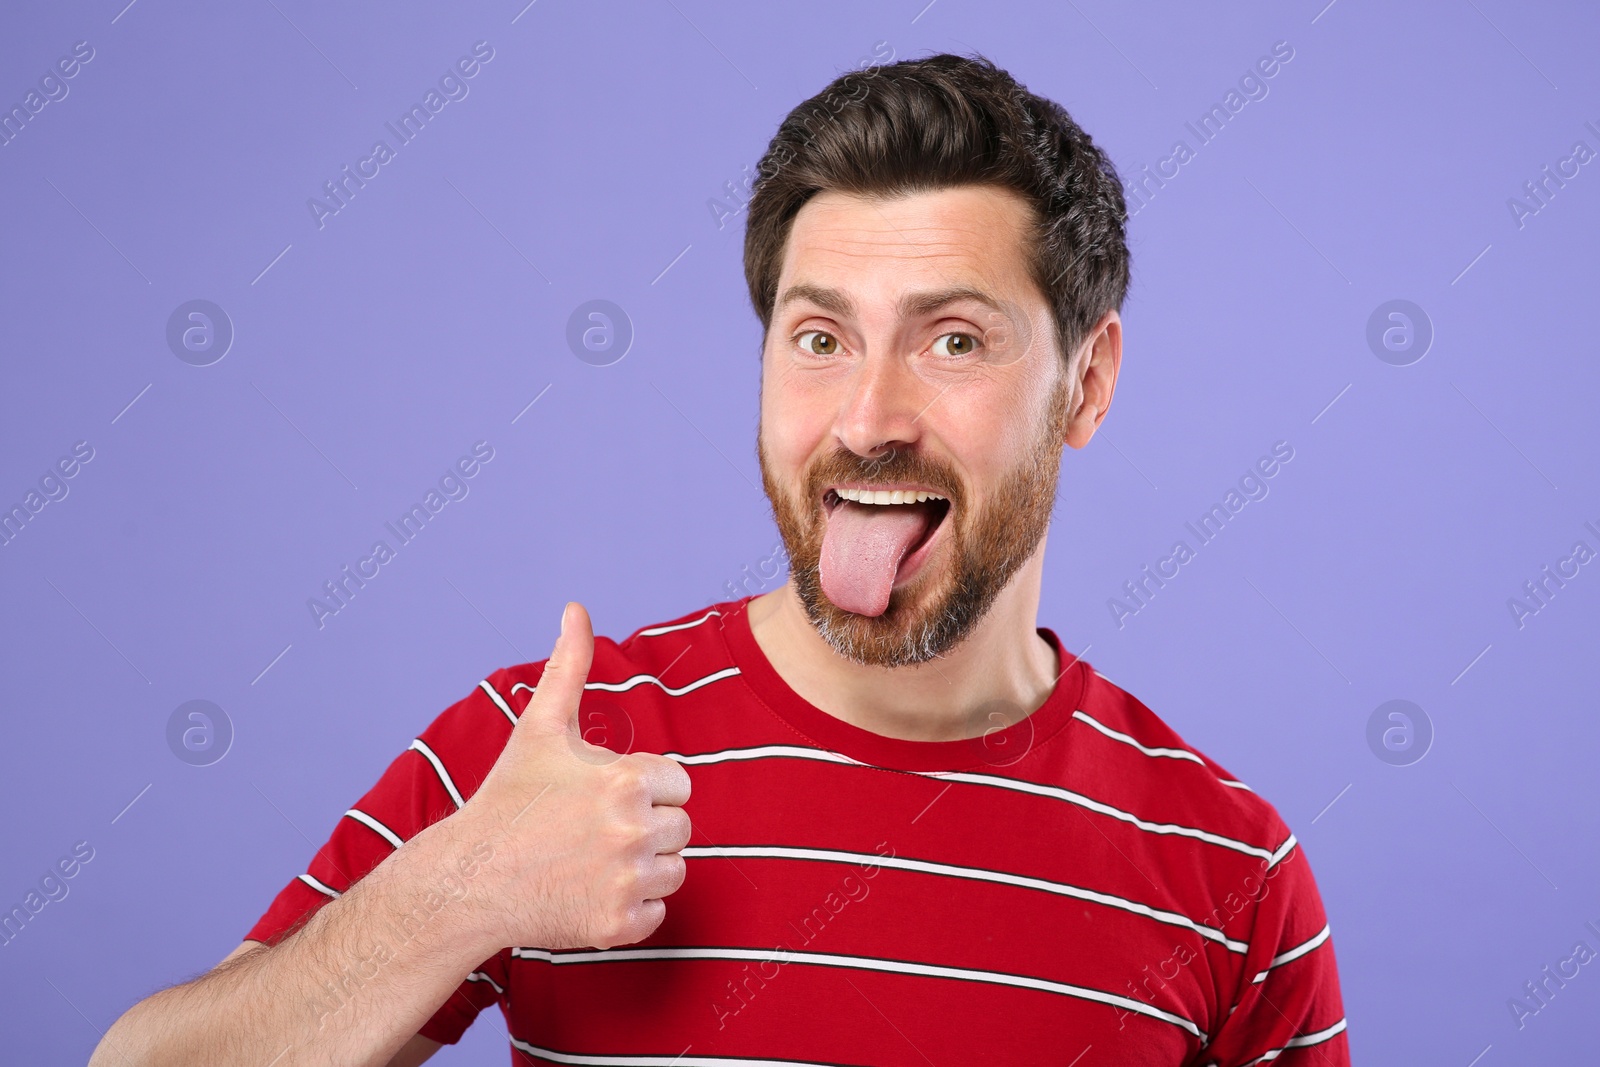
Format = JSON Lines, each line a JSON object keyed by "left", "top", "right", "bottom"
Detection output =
{"left": 95, "top": 52, "right": 1347, "bottom": 1066}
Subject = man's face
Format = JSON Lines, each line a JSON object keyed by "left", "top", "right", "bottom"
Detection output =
{"left": 757, "top": 183, "right": 1072, "bottom": 668}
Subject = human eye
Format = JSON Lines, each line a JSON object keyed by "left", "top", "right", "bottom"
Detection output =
{"left": 929, "top": 331, "right": 982, "bottom": 359}
{"left": 794, "top": 330, "right": 843, "bottom": 357}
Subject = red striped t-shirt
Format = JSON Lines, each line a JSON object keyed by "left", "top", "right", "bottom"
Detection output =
{"left": 246, "top": 596, "right": 1348, "bottom": 1065}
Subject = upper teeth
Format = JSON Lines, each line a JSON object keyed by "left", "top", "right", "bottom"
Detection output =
{"left": 836, "top": 488, "right": 946, "bottom": 505}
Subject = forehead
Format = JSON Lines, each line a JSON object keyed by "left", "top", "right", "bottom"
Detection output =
{"left": 773, "top": 184, "right": 1043, "bottom": 315}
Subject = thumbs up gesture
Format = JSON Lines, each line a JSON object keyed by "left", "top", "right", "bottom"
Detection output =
{"left": 460, "top": 602, "right": 693, "bottom": 950}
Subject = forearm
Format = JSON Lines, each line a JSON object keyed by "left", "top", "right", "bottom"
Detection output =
{"left": 92, "top": 813, "right": 502, "bottom": 1067}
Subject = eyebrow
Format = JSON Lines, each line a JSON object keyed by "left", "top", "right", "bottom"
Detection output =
{"left": 774, "top": 283, "right": 1006, "bottom": 321}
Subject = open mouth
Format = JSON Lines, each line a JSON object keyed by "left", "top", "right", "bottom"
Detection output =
{"left": 818, "top": 485, "right": 953, "bottom": 617}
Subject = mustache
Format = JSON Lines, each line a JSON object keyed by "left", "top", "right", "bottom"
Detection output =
{"left": 803, "top": 447, "right": 964, "bottom": 507}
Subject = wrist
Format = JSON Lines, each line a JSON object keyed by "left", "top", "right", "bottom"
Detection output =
{"left": 397, "top": 810, "right": 511, "bottom": 964}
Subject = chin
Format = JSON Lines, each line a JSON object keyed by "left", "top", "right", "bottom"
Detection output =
{"left": 796, "top": 552, "right": 989, "bottom": 668}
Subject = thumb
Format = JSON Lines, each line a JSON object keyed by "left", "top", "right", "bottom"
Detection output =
{"left": 521, "top": 601, "right": 595, "bottom": 735}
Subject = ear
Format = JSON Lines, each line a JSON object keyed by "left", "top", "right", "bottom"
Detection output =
{"left": 1064, "top": 310, "right": 1122, "bottom": 450}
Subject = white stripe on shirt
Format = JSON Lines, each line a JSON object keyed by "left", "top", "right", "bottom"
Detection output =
{"left": 466, "top": 970, "right": 504, "bottom": 995}
{"left": 663, "top": 743, "right": 1282, "bottom": 862}
{"left": 1239, "top": 1017, "right": 1347, "bottom": 1064}
{"left": 409, "top": 737, "right": 465, "bottom": 809}
{"left": 343, "top": 807, "right": 404, "bottom": 850}
{"left": 665, "top": 744, "right": 863, "bottom": 768}
{"left": 686, "top": 843, "right": 1248, "bottom": 952}
{"left": 509, "top": 1040, "right": 834, "bottom": 1066}
{"left": 636, "top": 609, "right": 722, "bottom": 637}
{"left": 1252, "top": 924, "right": 1331, "bottom": 983}
{"left": 297, "top": 873, "right": 341, "bottom": 899}
{"left": 1073, "top": 709, "right": 1254, "bottom": 792}
{"left": 583, "top": 666, "right": 741, "bottom": 698}
{"left": 1072, "top": 709, "right": 1207, "bottom": 765}
{"left": 479, "top": 679, "right": 518, "bottom": 725}
{"left": 511, "top": 945, "right": 1206, "bottom": 1039}
{"left": 509, "top": 666, "right": 741, "bottom": 704}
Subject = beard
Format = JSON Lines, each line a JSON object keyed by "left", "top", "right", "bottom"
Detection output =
{"left": 758, "top": 375, "right": 1071, "bottom": 668}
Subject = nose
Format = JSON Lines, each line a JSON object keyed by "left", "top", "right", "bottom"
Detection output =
{"left": 833, "top": 348, "right": 928, "bottom": 460}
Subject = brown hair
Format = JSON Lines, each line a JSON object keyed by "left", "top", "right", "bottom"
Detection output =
{"left": 743, "top": 51, "right": 1131, "bottom": 367}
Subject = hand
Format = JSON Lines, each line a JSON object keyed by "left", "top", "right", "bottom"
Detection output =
{"left": 461, "top": 602, "right": 692, "bottom": 950}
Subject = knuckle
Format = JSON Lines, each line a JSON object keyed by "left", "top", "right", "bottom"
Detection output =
{"left": 603, "top": 818, "right": 646, "bottom": 852}
{"left": 609, "top": 765, "right": 650, "bottom": 806}
{"left": 607, "top": 899, "right": 641, "bottom": 943}
{"left": 604, "top": 757, "right": 641, "bottom": 788}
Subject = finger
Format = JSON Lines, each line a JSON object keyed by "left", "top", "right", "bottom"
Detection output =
{"left": 648, "top": 806, "right": 692, "bottom": 855}
{"left": 591, "top": 898, "right": 666, "bottom": 951}
{"left": 632, "top": 752, "right": 692, "bottom": 807}
{"left": 639, "top": 853, "right": 687, "bottom": 900}
{"left": 623, "top": 897, "right": 668, "bottom": 944}
{"left": 522, "top": 602, "right": 595, "bottom": 735}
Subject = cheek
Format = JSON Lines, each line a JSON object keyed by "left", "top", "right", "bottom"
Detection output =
{"left": 761, "top": 370, "right": 831, "bottom": 466}
{"left": 935, "top": 386, "right": 1030, "bottom": 474}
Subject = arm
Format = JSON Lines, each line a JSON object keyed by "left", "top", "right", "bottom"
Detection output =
{"left": 90, "top": 814, "right": 497, "bottom": 1067}
{"left": 92, "top": 603, "right": 692, "bottom": 1067}
{"left": 220, "top": 942, "right": 443, "bottom": 1066}
{"left": 1199, "top": 837, "right": 1349, "bottom": 1066}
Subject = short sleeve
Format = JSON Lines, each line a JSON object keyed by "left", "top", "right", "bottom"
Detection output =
{"left": 243, "top": 666, "right": 531, "bottom": 1045}
{"left": 1200, "top": 833, "right": 1350, "bottom": 1066}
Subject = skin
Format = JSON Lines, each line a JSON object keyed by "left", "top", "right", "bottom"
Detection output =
{"left": 93, "top": 605, "right": 691, "bottom": 1067}
{"left": 91, "top": 183, "right": 1120, "bottom": 1067}
{"left": 749, "top": 183, "right": 1122, "bottom": 741}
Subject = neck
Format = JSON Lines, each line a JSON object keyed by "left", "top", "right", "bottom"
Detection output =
{"left": 745, "top": 546, "right": 1060, "bottom": 742}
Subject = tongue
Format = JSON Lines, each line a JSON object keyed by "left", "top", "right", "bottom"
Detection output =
{"left": 820, "top": 501, "right": 932, "bottom": 617}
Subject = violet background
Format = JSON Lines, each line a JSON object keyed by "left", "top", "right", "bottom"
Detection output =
{"left": 2, "top": 1, "right": 1597, "bottom": 1062}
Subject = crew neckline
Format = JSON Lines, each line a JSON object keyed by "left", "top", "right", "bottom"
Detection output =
{"left": 715, "top": 596, "right": 1089, "bottom": 773}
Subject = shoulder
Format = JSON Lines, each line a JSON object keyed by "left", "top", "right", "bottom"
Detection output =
{"left": 1066, "top": 664, "right": 1297, "bottom": 867}
{"left": 467, "top": 599, "right": 730, "bottom": 700}
{"left": 421, "top": 599, "right": 736, "bottom": 759}
{"left": 1077, "top": 668, "right": 1352, "bottom": 1061}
